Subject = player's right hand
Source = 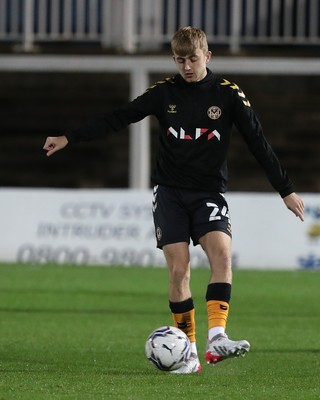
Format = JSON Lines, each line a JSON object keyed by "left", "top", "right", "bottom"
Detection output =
{"left": 43, "top": 136, "right": 68, "bottom": 157}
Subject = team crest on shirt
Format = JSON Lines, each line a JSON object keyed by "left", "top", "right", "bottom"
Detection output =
{"left": 207, "top": 106, "right": 222, "bottom": 120}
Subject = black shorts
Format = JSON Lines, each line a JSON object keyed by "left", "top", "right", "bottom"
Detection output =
{"left": 152, "top": 185, "right": 232, "bottom": 249}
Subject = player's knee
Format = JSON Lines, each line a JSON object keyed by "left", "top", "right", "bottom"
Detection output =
{"left": 209, "top": 248, "right": 231, "bottom": 271}
{"left": 170, "top": 264, "right": 190, "bottom": 285}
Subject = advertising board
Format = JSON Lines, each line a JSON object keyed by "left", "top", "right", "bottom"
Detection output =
{"left": 0, "top": 189, "right": 318, "bottom": 269}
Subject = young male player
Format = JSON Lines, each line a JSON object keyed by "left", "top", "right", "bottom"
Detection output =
{"left": 43, "top": 27, "right": 304, "bottom": 374}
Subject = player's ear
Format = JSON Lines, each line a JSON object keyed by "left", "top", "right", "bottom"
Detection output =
{"left": 205, "top": 51, "right": 212, "bottom": 64}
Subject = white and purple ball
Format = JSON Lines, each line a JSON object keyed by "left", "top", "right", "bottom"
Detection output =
{"left": 145, "top": 326, "right": 191, "bottom": 371}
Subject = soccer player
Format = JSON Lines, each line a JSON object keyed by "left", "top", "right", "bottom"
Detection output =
{"left": 43, "top": 27, "right": 304, "bottom": 374}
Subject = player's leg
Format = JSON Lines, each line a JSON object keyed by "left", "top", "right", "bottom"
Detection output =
{"left": 163, "top": 242, "right": 201, "bottom": 374}
{"left": 152, "top": 186, "right": 200, "bottom": 373}
{"left": 163, "top": 242, "right": 195, "bottom": 343}
{"left": 199, "top": 231, "right": 232, "bottom": 337}
{"left": 163, "top": 241, "right": 191, "bottom": 302}
{"left": 199, "top": 231, "right": 250, "bottom": 364}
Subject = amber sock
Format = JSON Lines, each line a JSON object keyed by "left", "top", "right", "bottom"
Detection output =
{"left": 169, "top": 297, "right": 197, "bottom": 349}
{"left": 206, "top": 283, "right": 231, "bottom": 340}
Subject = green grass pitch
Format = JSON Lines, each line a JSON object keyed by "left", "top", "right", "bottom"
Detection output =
{"left": 0, "top": 263, "right": 319, "bottom": 399}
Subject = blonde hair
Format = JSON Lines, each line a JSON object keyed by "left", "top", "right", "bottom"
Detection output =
{"left": 171, "top": 26, "right": 208, "bottom": 55}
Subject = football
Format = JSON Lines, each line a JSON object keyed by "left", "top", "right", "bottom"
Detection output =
{"left": 145, "top": 326, "right": 191, "bottom": 371}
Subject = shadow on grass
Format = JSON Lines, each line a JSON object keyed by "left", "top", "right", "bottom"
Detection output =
{"left": 254, "top": 348, "right": 320, "bottom": 353}
{"left": 0, "top": 307, "right": 168, "bottom": 316}
{"left": 0, "top": 288, "right": 166, "bottom": 298}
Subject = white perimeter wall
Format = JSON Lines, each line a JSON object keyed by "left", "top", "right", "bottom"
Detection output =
{"left": 1, "top": 188, "right": 319, "bottom": 270}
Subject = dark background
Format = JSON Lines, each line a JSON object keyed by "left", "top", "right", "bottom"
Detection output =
{"left": 0, "top": 68, "right": 319, "bottom": 192}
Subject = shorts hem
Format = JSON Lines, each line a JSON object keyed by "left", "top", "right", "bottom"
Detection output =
{"left": 194, "top": 227, "right": 232, "bottom": 245}
{"left": 156, "top": 239, "right": 190, "bottom": 250}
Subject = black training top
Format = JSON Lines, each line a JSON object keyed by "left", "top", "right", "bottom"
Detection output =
{"left": 65, "top": 69, "right": 294, "bottom": 198}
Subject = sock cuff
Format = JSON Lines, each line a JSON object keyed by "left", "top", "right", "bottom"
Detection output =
{"left": 206, "top": 283, "right": 231, "bottom": 303}
{"left": 169, "top": 297, "right": 194, "bottom": 313}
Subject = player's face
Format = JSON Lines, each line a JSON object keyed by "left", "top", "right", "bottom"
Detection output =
{"left": 173, "top": 47, "right": 212, "bottom": 83}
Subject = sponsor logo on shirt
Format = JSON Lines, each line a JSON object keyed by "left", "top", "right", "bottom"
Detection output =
{"left": 167, "top": 127, "right": 221, "bottom": 141}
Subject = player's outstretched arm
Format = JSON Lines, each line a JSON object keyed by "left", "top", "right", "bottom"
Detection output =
{"left": 43, "top": 136, "right": 68, "bottom": 157}
{"left": 283, "top": 192, "right": 305, "bottom": 222}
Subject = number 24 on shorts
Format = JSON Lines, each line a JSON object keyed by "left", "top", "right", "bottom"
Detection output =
{"left": 206, "top": 202, "right": 230, "bottom": 222}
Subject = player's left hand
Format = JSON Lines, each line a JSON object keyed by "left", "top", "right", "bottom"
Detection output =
{"left": 283, "top": 192, "right": 304, "bottom": 222}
